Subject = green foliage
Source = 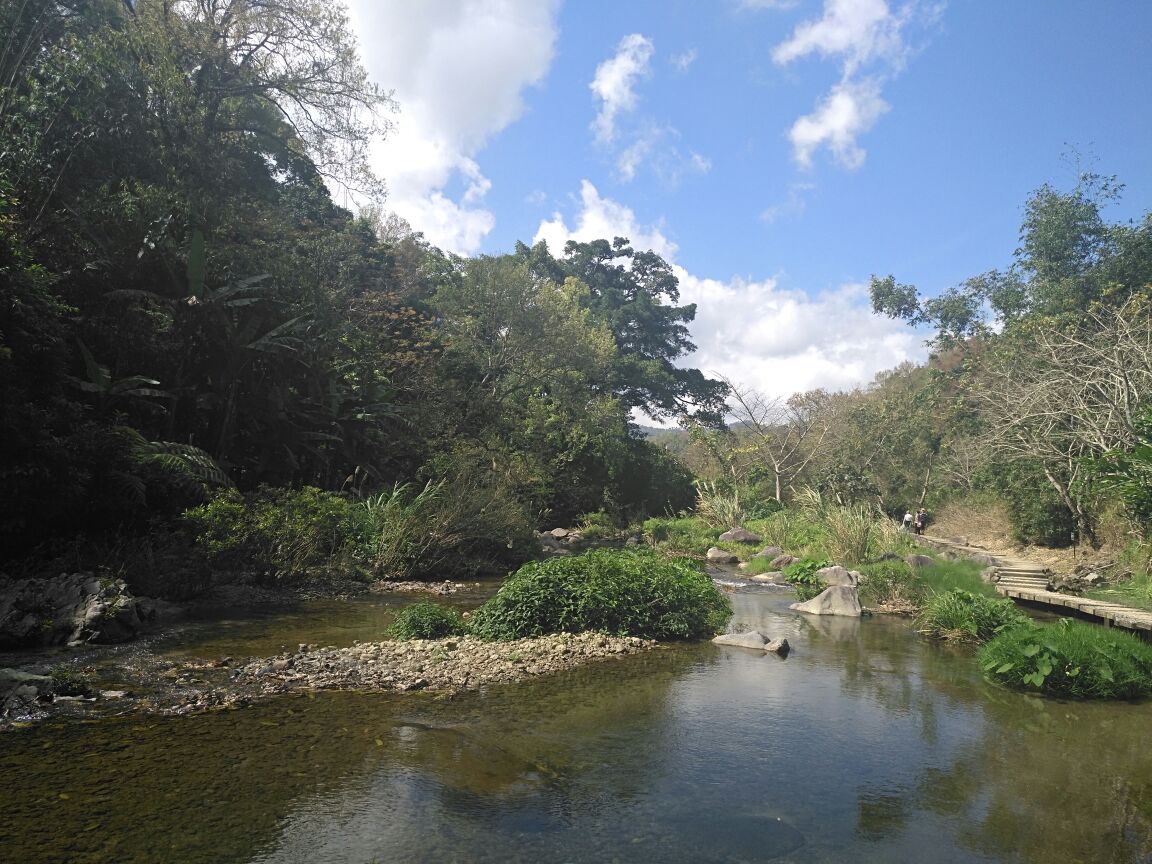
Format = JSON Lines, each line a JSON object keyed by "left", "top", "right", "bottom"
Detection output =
{"left": 183, "top": 487, "right": 361, "bottom": 580}
{"left": 916, "top": 590, "right": 1028, "bottom": 643}
{"left": 360, "top": 472, "right": 534, "bottom": 581}
{"left": 467, "top": 549, "right": 732, "bottom": 642}
{"left": 741, "top": 556, "right": 781, "bottom": 577}
{"left": 387, "top": 602, "right": 467, "bottom": 640}
{"left": 782, "top": 558, "right": 830, "bottom": 602}
{"left": 857, "top": 560, "right": 926, "bottom": 608}
{"left": 642, "top": 515, "right": 717, "bottom": 555}
{"left": 694, "top": 479, "right": 743, "bottom": 529}
{"left": 576, "top": 510, "right": 618, "bottom": 540}
{"left": 916, "top": 559, "right": 997, "bottom": 597}
{"left": 49, "top": 666, "right": 97, "bottom": 698}
{"left": 979, "top": 619, "right": 1152, "bottom": 699}
{"left": 793, "top": 487, "right": 901, "bottom": 564}
{"left": 981, "top": 458, "right": 1076, "bottom": 547}
{"left": 1090, "top": 407, "right": 1152, "bottom": 528}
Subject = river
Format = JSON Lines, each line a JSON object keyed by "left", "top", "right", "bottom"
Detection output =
{"left": 2, "top": 581, "right": 1151, "bottom": 863}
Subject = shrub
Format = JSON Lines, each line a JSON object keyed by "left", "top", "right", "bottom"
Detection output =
{"left": 695, "top": 480, "right": 743, "bottom": 529}
{"left": 858, "top": 560, "right": 925, "bottom": 609}
{"left": 49, "top": 666, "right": 97, "bottom": 698}
{"left": 387, "top": 602, "right": 467, "bottom": 640}
{"left": 182, "top": 486, "right": 361, "bottom": 580}
{"left": 467, "top": 548, "right": 732, "bottom": 641}
{"left": 979, "top": 619, "right": 1152, "bottom": 699}
{"left": 917, "top": 589, "right": 1028, "bottom": 643}
{"left": 642, "top": 515, "right": 716, "bottom": 555}
{"left": 741, "top": 556, "right": 781, "bottom": 577}
{"left": 577, "top": 510, "right": 618, "bottom": 540}
{"left": 360, "top": 473, "right": 535, "bottom": 581}
{"left": 782, "top": 558, "right": 829, "bottom": 602}
{"left": 917, "top": 559, "right": 996, "bottom": 597}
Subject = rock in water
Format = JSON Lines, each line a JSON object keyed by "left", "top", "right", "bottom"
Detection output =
{"left": 790, "top": 585, "right": 862, "bottom": 617}
{"left": 712, "top": 631, "right": 768, "bottom": 649}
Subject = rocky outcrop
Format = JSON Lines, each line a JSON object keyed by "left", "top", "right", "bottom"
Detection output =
{"left": 0, "top": 573, "right": 152, "bottom": 649}
{"left": 712, "top": 630, "right": 789, "bottom": 655}
{"left": 719, "top": 527, "right": 761, "bottom": 544}
{"left": 790, "top": 585, "right": 862, "bottom": 617}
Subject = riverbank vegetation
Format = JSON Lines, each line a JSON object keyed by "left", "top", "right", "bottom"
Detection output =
{"left": 3, "top": 2, "right": 1152, "bottom": 629}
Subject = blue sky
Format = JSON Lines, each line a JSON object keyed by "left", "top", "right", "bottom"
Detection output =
{"left": 344, "top": 0, "right": 1152, "bottom": 403}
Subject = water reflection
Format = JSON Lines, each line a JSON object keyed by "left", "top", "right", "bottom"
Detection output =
{"left": 3, "top": 588, "right": 1152, "bottom": 863}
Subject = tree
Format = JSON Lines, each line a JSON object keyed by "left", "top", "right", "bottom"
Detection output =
{"left": 722, "top": 379, "right": 833, "bottom": 502}
{"left": 517, "top": 238, "right": 728, "bottom": 425}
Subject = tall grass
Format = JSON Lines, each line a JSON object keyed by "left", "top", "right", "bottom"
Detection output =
{"left": 792, "top": 487, "right": 905, "bottom": 564}
{"left": 361, "top": 474, "right": 533, "bottom": 581}
{"left": 694, "top": 480, "right": 743, "bottom": 529}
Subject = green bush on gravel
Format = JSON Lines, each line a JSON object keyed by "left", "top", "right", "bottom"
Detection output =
{"left": 467, "top": 548, "right": 732, "bottom": 642}
{"left": 916, "top": 589, "right": 1027, "bottom": 643}
{"left": 387, "top": 602, "right": 467, "bottom": 640}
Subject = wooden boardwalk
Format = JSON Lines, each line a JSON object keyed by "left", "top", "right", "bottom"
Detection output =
{"left": 918, "top": 536, "right": 1152, "bottom": 634}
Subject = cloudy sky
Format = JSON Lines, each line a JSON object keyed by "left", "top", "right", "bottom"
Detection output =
{"left": 343, "top": 0, "right": 1152, "bottom": 404}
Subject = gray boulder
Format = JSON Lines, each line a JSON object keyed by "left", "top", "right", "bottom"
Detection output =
{"left": 771, "top": 554, "right": 797, "bottom": 568}
{"left": 765, "top": 637, "right": 790, "bottom": 656}
{"left": 719, "top": 527, "right": 762, "bottom": 544}
{"left": 713, "top": 631, "right": 768, "bottom": 649}
{"left": 712, "top": 631, "right": 790, "bottom": 656}
{"left": 905, "top": 554, "right": 935, "bottom": 568}
{"left": 790, "top": 585, "right": 863, "bottom": 617}
{"left": 815, "top": 565, "right": 859, "bottom": 587}
{"left": 706, "top": 547, "right": 739, "bottom": 564}
{"left": 0, "top": 573, "right": 152, "bottom": 649}
{"left": 755, "top": 546, "right": 783, "bottom": 559}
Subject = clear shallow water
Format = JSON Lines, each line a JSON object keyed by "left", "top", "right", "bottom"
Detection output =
{"left": 3, "top": 587, "right": 1152, "bottom": 863}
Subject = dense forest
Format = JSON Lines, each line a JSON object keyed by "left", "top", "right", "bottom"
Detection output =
{"left": 3, "top": 0, "right": 1151, "bottom": 594}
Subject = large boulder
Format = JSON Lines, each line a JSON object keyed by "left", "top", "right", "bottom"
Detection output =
{"left": 770, "top": 554, "right": 797, "bottom": 568}
{"left": 706, "top": 547, "right": 739, "bottom": 564}
{"left": 719, "top": 527, "right": 762, "bottom": 544}
{"left": 754, "top": 546, "right": 783, "bottom": 559}
{"left": 0, "top": 573, "right": 153, "bottom": 649}
{"left": 790, "top": 585, "right": 862, "bottom": 617}
{"left": 815, "top": 565, "right": 859, "bottom": 587}
{"left": 905, "top": 554, "right": 935, "bottom": 568}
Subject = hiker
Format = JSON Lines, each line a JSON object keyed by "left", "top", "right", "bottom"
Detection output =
{"left": 914, "top": 507, "right": 928, "bottom": 535}
{"left": 902, "top": 511, "right": 914, "bottom": 531}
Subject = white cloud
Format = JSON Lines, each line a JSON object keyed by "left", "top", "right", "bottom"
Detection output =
{"left": 670, "top": 48, "right": 698, "bottom": 71}
{"left": 771, "top": 0, "right": 938, "bottom": 169}
{"left": 534, "top": 183, "right": 925, "bottom": 401}
{"left": 534, "top": 180, "right": 678, "bottom": 260}
{"left": 345, "top": 0, "right": 560, "bottom": 253}
{"left": 772, "top": 0, "right": 908, "bottom": 75}
{"left": 590, "top": 33, "right": 655, "bottom": 145}
{"left": 789, "top": 77, "right": 889, "bottom": 169}
{"left": 760, "top": 181, "right": 815, "bottom": 224}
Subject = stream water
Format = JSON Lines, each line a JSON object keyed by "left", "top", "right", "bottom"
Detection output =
{"left": 3, "top": 581, "right": 1152, "bottom": 863}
